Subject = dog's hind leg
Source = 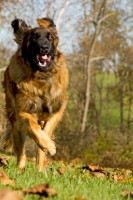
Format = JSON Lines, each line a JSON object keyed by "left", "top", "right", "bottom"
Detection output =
{"left": 12, "top": 126, "right": 26, "bottom": 169}
{"left": 1, "top": 121, "right": 13, "bottom": 152}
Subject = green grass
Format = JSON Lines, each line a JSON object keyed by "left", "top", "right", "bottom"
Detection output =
{"left": 94, "top": 72, "right": 132, "bottom": 130}
{"left": 1, "top": 157, "right": 133, "bottom": 200}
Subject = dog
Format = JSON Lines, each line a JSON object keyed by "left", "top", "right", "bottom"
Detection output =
{"left": 1, "top": 18, "right": 68, "bottom": 171}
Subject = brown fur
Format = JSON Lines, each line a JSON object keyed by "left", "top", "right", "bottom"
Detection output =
{"left": 1, "top": 18, "right": 68, "bottom": 171}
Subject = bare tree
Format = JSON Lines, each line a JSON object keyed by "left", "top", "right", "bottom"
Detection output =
{"left": 55, "top": 0, "right": 71, "bottom": 29}
{"left": 80, "top": 0, "right": 113, "bottom": 133}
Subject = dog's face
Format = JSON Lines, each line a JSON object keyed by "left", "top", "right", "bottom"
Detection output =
{"left": 11, "top": 18, "right": 59, "bottom": 72}
{"left": 23, "top": 27, "right": 56, "bottom": 71}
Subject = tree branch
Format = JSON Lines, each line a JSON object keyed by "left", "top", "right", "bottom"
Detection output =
{"left": 55, "top": 0, "right": 71, "bottom": 29}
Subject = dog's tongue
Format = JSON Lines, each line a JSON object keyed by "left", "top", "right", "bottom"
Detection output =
{"left": 38, "top": 54, "right": 51, "bottom": 62}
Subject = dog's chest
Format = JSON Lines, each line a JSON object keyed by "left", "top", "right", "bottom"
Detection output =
{"left": 17, "top": 79, "right": 62, "bottom": 116}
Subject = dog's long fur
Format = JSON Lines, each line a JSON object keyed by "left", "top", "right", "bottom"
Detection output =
{"left": 1, "top": 18, "right": 68, "bottom": 171}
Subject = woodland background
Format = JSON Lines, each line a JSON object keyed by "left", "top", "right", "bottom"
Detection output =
{"left": 1, "top": 0, "right": 133, "bottom": 168}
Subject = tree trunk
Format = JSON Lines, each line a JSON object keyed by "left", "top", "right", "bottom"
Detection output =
{"left": 80, "top": 0, "right": 108, "bottom": 133}
{"left": 80, "top": 30, "right": 99, "bottom": 133}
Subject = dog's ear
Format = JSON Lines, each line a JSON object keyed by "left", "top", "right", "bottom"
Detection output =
{"left": 11, "top": 19, "right": 31, "bottom": 46}
{"left": 37, "top": 18, "right": 56, "bottom": 28}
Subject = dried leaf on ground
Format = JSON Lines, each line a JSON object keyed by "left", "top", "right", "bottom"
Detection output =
{"left": 57, "top": 167, "right": 65, "bottom": 175}
{"left": 114, "top": 174, "right": 124, "bottom": 182}
{"left": 0, "top": 169, "right": 15, "bottom": 187}
{"left": 112, "top": 168, "right": 133, "bottom": 183}
{"left": 121, "top": 169, "right": 132, "bottom": 176}
{"left": 0, "top": 189, "right": 23, "bottom": 200}
{"left": 82, "top": 165, "right": 109, "bottom": 177}
{"left": 23, "top": 183, "right": 57, "bottom": 197}
{"left": 82, "top": 165, "right": 104, "bottom": 172}
{"left": 122, "top": 190, "right": 133, "bottom": 198}
{"left": 93, "top": 172, "right": 106, "bottom": 179}
{"left": 117, "top": 177, "right": 133, "bottom": 183}
{"left": 67, "top": 164, "right": 73, "bottom": 170}
{"left": 0, "top": 157, "right": 8, "bottom": 168}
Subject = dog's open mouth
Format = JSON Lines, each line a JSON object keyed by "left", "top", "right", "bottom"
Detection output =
{"left": 37, "top": 54, "right": 51, "bottom": 67}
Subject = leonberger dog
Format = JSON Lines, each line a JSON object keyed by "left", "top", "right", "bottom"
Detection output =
{"left": 1, "top": 18, "right": 68, "bottom": 171}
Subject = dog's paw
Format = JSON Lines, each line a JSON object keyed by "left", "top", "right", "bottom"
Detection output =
{"left": 36, "top": 132, "right": 56, "bottom": 156}
{"left": 47, "top": 140, "right": 56, "bottom": 155}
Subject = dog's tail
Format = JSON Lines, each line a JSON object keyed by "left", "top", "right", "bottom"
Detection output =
{"left": 1, "top": 121, "right": 13, "bottom": 152}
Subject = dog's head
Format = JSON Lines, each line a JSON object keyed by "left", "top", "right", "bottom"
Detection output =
{"left": 11, "top": 18, "right": 59, "bottom": 72}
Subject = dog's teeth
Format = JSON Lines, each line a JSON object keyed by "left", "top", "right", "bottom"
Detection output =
{"left": 39, "top": 61, "right": 47, "bottom": 67}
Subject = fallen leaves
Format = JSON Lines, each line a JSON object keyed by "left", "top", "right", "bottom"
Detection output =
{"left": 82, "top": 164, "right": 104, "bottom": 172}
{"left": 82, "top": 164, "right": 133, "bottom": 183}
{"left": 113, "top": 174, "right": 124, "bottom": 182}
{"left": 57, "top": 167, "right": 65, "bottom": 175}
{"left": 0, "top": 157, "right": 8, "bottom": 168}
{"left": 23, "top": 183, "right": 57, "bottom": 197}
{"left": 0, "top": 169, "right": 15, "bottom": 187}
{"left": 81, "top": 164, "right": 133, "bottom": 198}
{"left": 0, "top": 189, "right": 23, "bottom": 200}
{"left": 111, "top": 168, "right": 133, "bottom": 183}
{"left": 122, "top": 190, "right": 133, "bottom": 198}
{"left": 2, "top": 154, "right": 133, "bottom": 200}
{"left": 0, "top": 183, "right": 57, "bottom": 199}
{"left": 0, "top": 155, "right": 57, "bottom": 198}
{"left": 82, "top": 164, "right": 109, "bottom": 179}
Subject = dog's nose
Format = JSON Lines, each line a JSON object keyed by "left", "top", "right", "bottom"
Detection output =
{"left": 40, "top": 44, "right": 49, "bottom": 53}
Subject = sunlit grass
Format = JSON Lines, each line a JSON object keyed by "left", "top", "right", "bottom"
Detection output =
{"left": 0, "top": 157, "right": 133, "bottom": 200}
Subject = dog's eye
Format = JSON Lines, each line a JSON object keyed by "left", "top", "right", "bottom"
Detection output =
{"left": 47, "top": 33, "right": 53, "bottom": 41}
{"left": 32, "top": 36, "right": 36, "bottom": 40}
{"left": 32, "top": 33, "right": 40, "bottom": 40}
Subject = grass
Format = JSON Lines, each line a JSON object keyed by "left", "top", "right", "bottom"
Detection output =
{"left": 94, "top": 72, "right": 132, "bottom": 130}
{"left": 1, "top": 156, "right": 133, "bottom": 200}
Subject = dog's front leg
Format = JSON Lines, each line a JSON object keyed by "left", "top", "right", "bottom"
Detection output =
{"left": 37, "top": 100, "right": 67, "bottom": 171}
{"left": 43, "top": 100, "right": 67, "bottom": 137}
{"left": 17, "top": 112, "right": 56, "bottom": 155}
